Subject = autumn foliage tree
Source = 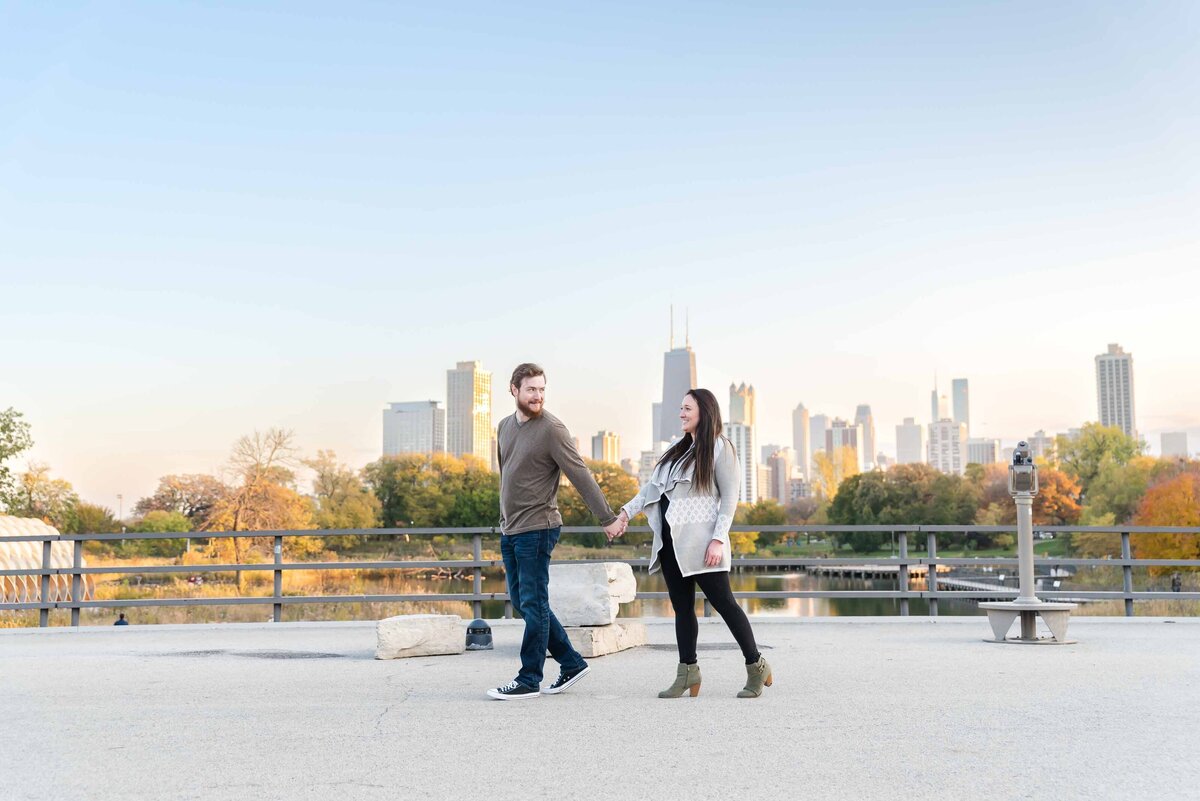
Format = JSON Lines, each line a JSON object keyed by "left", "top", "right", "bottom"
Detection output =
{"left": 1131, "top": 472, "right": 1200, "bottom": 574}
{"left": 557, "top": 460, "right": 640, "bottom": 548}
{"left": 201, "top": 429, "right": 318, "bottom": 588}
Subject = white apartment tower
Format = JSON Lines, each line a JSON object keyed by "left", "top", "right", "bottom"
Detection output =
{"left": 447, "top": 360, "right": 493, "bottom": 465}
{"left": 1096, "top": 343, "right": 1136, "bottom": 439}
{"left": 382, "top": 401, "right": 446, "bottom": 456}
{"left": 929, "top": 420, "right": 968, "bottom": 476}
{"left": 854, "top": 405, "right": 876, "bottom": 470}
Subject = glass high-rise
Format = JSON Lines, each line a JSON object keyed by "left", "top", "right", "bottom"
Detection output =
{"left": 447, "top": 360, "right": 493, "bottom": 465}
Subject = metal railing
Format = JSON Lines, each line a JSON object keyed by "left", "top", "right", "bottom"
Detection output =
{"left": 3, "top": 525, "right": 1199, "bottom": 626}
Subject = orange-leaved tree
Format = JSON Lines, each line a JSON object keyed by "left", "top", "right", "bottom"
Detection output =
{"left": 1131, "top": 472, "right": 1200, "bottom": 575}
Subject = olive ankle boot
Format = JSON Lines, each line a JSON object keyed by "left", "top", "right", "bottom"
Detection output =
{"left": 737, "top": 655, "right": 773, "bottom": 698}
{"left": 658, "top": 662, "right": 702, "bottom": 698}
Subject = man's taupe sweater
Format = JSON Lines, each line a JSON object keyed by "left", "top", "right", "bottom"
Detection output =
{"left": 497, "top": 409, "right": 617, "bottom": 535}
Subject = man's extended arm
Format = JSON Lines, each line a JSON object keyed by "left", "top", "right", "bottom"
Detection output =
{"left": 549, "top": 421, "right": 618, "bottom": 527}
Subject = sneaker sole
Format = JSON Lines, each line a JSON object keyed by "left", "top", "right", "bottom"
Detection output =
{"left": 542, "top": 666, "right": 591, "bottom": 695}
{"left": 486, "top": 689, "right": 541, "bottom": 700}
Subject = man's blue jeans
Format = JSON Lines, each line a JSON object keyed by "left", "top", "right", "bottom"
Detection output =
{"left": 500, "top": 527, "right": 587, "bottom": 689}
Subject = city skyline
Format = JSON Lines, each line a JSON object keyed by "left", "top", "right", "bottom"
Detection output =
{"left": 4, "top": 3, "right": 1198, "bottom": 506}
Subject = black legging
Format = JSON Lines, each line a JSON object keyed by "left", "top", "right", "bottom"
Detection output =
{"left": 659, "top": 496, "right": 760, "bottom": 665}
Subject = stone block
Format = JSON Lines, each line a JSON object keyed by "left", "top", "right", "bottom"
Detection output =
{"left": 548, "top": 562, "right": 637, "bottom": 626}
{"left": 375, "top": 614, "right": 465, "bottom": 659}
{"left": 565, "top": 622, "right": 647, "bottom": 658}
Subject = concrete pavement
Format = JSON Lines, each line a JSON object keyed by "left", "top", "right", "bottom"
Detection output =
{"left": 2, "top": 617, "right": 1197, "bottom": 801}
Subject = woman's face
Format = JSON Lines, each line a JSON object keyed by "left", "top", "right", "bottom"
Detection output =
{"left": 679, "top": 394, "right": 700, "bottom": 435}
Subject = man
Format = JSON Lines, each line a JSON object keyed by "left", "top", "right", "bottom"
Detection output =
{"left": 487, "top": 363, "right": 625, "bottom": 700}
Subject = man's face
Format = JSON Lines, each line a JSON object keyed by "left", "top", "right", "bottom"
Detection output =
{"left": 512, "top": 375, "right": 546, "bottom": 418}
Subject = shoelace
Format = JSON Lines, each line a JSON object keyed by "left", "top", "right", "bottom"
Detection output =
{"left": 498, "top": 681, "right": 521, "bottom": 692}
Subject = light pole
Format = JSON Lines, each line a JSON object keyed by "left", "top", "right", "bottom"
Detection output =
{"left": 117, "top": 494, "right": 123, "bottom": 524}
{"left": 980, "top": 441, "right": 1077, "bottom": 644}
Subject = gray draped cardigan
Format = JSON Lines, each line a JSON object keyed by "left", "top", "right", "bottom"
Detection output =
{"left": 620, "top": 436, "right": 740, "bottom": 577}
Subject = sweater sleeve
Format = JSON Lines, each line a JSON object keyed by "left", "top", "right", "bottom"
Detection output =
{"left": 712, "top": 441, "right": 739, "bottom": 545}
{"left": 621, "top": 477, "right": 652, "bottom": 520}
{"left": 550, "top": 421, "right": 617, "bottom": 526}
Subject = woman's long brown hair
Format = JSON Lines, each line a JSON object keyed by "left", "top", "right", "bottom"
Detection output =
{"left": 656, "top": 388, "right": 730, "bottom": 494}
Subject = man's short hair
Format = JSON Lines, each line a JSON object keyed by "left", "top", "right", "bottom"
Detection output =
{"left": 510, "top": 363, "right": 545, "bottom": 390}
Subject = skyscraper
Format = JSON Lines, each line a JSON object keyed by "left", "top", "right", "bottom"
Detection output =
{"left": 726, "top": 380, "right": 758, "bottom": 503}
{"left": 729, "top": 383, "right": 756, "bottom": 426}
{"left": 591, "top": 431, "right": 620, "bottom": 465}
{"left": 766, "top": 447, "right": 795, "bottom": 503}
{"left": 1096, "top": 343, "right": 1136, "bottom": 439}
{"left": 854, "top": 404, "right": 876, "bottom": 470}
{"left": 792, "top": 403, "right": 810, "bottom": 480}
{"left": 651, "top": 402, "right": 663, "bottom": 445}
{"left": 659, "top": 326, "right": 697, "bottom": 444}
{"left": 928, "top": 420, "right": 968, "bottom": 476}
{"left": 382, "top": 401, "right": 445, "bottom": 456}
{"left": 896, "top": 417, "right": 925, "bottom": 465}
{"left": 967, "top": 437, "right": 1001, "bottom": 465}
{"left": 952, "top": 378, "right": 969, "bottom": 431}
{"left": 826, "top": 418, "right": 865, "bottom": 473}
{"left": 809, "top": 413, "right": 830, "bottom": 468}
{"left": 447, "top": 360, "right": 493, "bottom": 465}
{"left": 725, "top": 422, "right": 757, "bottom": 503}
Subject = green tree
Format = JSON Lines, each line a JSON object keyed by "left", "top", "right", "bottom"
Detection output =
{"left": 126, "top": 510, "right": 193, "bottom": 557}
{"left": 303, "top": 450, "right": 381, "bottom": 549}
{"left": 558, "top": 460, "right": 640, "bottom": 547}
{"left": 363, "top": 453, "right": 499, "bottom": 528}
{"left": 1056, "top": 422, "right": 1144, "bottom": 498}
{"left": 828, "top": 464, "right": 980, "bottom": 552}
{"left": 71, "top": 502, "right": 121, "bottom": 534}
{"left": 9, "top": 463, "right": 80, "bottom": 532}
{"left": 0, "top": 407, "right": 34, "bottom": 512}
{"left": 736, "top": 498, "right": 788, "bottom": 547}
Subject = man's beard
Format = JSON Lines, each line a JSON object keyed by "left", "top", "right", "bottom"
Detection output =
{"left": 517, "top": 398, "right": 543, "bottom": 418}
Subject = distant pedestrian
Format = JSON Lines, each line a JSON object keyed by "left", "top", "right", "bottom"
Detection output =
{"left": 114, "top": 613, "right": 129, "bottom": 626}
{"left": 613, "top": 388, "right": 772, "bottom": 698}
{"left": 486, "top": 363, "right": 624, "bottom": 700}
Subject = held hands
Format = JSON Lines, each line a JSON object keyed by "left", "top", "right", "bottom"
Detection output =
{"left": 704, "top": 539, "right": 724, "bottom": 567}
{"left": 604, "top": 510, "right": 630, "bottom": 542}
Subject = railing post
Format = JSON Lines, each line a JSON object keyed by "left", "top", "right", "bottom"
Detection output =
{"left": 898, "top": 531, "right": 909, "bottom": 617}
{"left": 273, "top": 535, "right": 283, "bottom": 623}
{"left": 71, "top": 539, "right": 82, "bottom": 627}
{"left": 703, "top": 599, "right": 712, "bottom": 618}
{"left": 504, "top": 601, "right": 513, "bottom": 619}
{"left": 1121, "top": 531, "right": 1134, "bottom": 617}
{"left": 39, "top": 537, "right": 52, "bottom": 627}
{"left": 927, "top": 532, "right": 938, "bottom": 618}
{"left": 472, "top": 533, "right": 483, "bottom": 619}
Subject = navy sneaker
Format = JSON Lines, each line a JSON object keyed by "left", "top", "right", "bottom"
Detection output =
{"left": 543, "top": 665, "right": 591, "bottom": 695}
{"left": 487, "top": 680, "right": 540, "bottom": 700}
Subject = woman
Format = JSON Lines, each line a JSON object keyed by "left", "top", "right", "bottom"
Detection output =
{"left": 615, "top": 388, "right": 773, "bottom": 698}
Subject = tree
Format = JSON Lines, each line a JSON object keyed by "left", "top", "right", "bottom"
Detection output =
{"left": 71, "top": 502, "right": 121, "bottom": 534}
{"left": 0, "top": 408, "right": 34, "bottom": 512}
{"left": 736, "top": 498, "right": 788, "bottom": 548}
{"left": 786, "top": 497, "right": 822, "bottom": 544}
{"left": 811, "top": 446, "right": 859, "bottom": 500}
{"left": 363, "top": 453, "right": 499, "bottom": 529}
{"left": 9, "top": 463, "right": 80, "bottom": 532}
{"left": 974, "top": 463, "right": 1081, "bottom": 533}
{"left": 558, "top": 460, "right": 640, "bottom": 548}
{"left": 133, "top": 473, "right": 227, "bottom": 529}
{"left": 1131, "top": 472, "right": 1200, "bottom": 574}
{"left": 1056, "top": 423, "right": 1143, "bottom": 497}
{"left": 302, "top": 450, "right": 381, "bottom": 548}
{"left": 126, "top": 510, "right": 193, "bottom": 557}
{"left": 828, "top": 464, "right": 981, "bottom": 552}
{"left": 201, "top": 429, "right": 319, "bottom": 584}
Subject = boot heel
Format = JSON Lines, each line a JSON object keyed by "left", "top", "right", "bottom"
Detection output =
{"left": 689, "top": 683, "right": 701, "bottom": 697}
{"left": 765, "top": 673, "right": 773, "bottom": 687}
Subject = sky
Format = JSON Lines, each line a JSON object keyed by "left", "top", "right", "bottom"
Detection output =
{"left": 2, "top": 1, "right": 1198, "bottom": 510}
